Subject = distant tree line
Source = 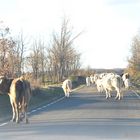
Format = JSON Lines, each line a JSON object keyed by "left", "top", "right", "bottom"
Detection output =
{"left": 0, "top": 18, "right": 81, "bottom": 85}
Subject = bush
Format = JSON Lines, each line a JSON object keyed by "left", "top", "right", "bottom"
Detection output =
{"left": 131, "top": 73, "right": 140, "bottom": 88}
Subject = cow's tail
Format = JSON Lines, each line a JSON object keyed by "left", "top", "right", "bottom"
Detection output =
{"left": 17, "top": 80, "right": 26, "bottom": 113}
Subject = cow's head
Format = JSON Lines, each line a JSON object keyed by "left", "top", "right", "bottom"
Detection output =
{"left": 0, "top": 76, "right": 13, "bottom": 94}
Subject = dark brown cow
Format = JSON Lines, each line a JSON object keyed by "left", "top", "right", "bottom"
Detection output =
{"left": 0, "top": 76, "right": 31, "bottom": 123}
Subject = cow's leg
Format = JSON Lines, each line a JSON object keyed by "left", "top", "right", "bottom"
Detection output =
{"left": 97, "top": 85, "right": 101, "bottom": 92}
{"left": 105, "top": 89, "right": 109, "bottom": 99}
{"left": 66, "top": 89, "right": 69, "bottom": 97}
{"left": 64, "top": 88, "right": 69, "bottom": 97}
{"left": 25, "top": 112, "right": 29, "bottom": 124}
{"left": 115, "top": 92, "right": 119, "bottom": 100}
{"left": 108, "top": 91, "right": 111, "bottom": 98}
{"left": 63, "top": 88, "right": 67, "bottom": 97}
{"left": 67, "top": 88, "right": 71, "bottom": 97}
{"left": 67, "top": 91, "right": 70, "bottom": 97}
{"left": 100, "top": 85, "right": 104, "bottom": 93}
{"left": 25, "top": 110, "right": 29, "bottom": 124}
{"left": 16, "top": 109, "right": 20, "bottom": 123}
{"left": 118, "top": 92, "right": 121, "bottom": 100}
{"left": 9, "top": 97, "right": 16, "bottom": 122}
{"left": 19, "top": 103, "right": 25, "bottom": 122}
{"left": 11, "top": 103, "right": 16, "bottom": 122}
{"left": 24, "top": 104, "right": 29, "bottom": 124}
{"left": 19, "top": 112, "right": 25, "bottom": 122}
{"left": 14, "top": 103, "right": 20, "bottom": 123}
{"left": 115, "top": 94, "right": 118, "bottom": 100}
{"left": 19, "top": 102, "right": 29, "bottom": 123}
{"left": 120, "top": 91, "right": 123, "bottom": 99}
{"left": 105, "top": 91, "right": 109, "bottom": 99}
{"left": 115, "top": 89, "right": 121, "bottom": 100}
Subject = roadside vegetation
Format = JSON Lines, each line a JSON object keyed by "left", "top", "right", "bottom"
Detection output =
{"left": 0, "top": 16, "right": 140, "bottom": 122}
{"left": 126, "top": 33, "right": 140, "bottom": 95}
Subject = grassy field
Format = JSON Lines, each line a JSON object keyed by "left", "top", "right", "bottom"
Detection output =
{"left": 0, "top": 86, "right": 64, "bottom": 123}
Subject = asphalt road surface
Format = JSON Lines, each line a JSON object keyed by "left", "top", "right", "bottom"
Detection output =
{"left": 0, "top": 86, "right": 140, "bottom": 140}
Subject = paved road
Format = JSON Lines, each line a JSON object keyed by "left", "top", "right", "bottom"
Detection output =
{"left": 0, "top": 86, "right": 140, "bottom": 140}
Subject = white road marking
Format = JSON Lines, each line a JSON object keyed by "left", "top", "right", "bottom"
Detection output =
{"left": 29, "top": 96, "right": 65, "bottom": 114}
{"left": 132, "top": 90, "right": 140, "bottom": 99}
{"left": 0, "top": 96, "right": 65, "bottom": 127}
{"left": 0, "top": 122, "right": 8, "bottom": 127}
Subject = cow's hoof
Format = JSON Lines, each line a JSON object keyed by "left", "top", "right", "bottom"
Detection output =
{"left": 115, "top": 97, "right": 118, "bottom": 100}
{"left": 11, "top": 118, "right": 16, "bottom": 122}
{"left": 16, "top": 119, "right": 20, "bottom": 123}
{"left": 26, "top": 120, "right": 29, "bottom": 124}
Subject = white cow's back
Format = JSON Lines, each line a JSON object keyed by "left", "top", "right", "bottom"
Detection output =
{"left": 94, "top": 73, "right": 124, "bottom": 100}
{"left": 62, "top": 79, "right": 72, "bottom": 97}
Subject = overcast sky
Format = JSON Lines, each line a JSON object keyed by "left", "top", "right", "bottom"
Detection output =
{"left": 1, "top": 0, "right": 140, "bottom": 69}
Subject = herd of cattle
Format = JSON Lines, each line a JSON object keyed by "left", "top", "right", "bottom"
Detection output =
{"left": 0, "top": 72, "right": 130, "bottom": 124}
{"left": 62, "top": 72, "right": 131, "bottom": 101}
{"left": 86, "top": 72, "right": 131, "bottom": 100}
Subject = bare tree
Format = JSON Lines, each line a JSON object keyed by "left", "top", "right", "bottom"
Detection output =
{"left": 13, "top": 31, "right": 29, "bottom": 77}
{"left": 0, "top": 24, "right": 17, "bottom": 76}
{"left": 0, "top": 22, "right": 29, "bottom": 77}
{"left": 27, "top": 39, "right": 47, "bottom": 83}
{"left": 47, "top": 18, "right": 81, "bottom": 82}
{"left": 0, "top": 19, "right": 82, "bottom": 85}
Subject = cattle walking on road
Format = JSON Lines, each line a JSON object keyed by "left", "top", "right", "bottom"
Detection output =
{"left": 62, "top": 79, "right": 72, "bottom": 97}
{"left": 86, "top": 76, "right": 91, "bottom": 86}
{"left": 93, "top": 73, "right": 124, "bottom": 100}
{"left": 122, "top": 73, "right": 131, "bottom": 89}
{"left": 0, "top": 76, "right": 32, "bottom": 123}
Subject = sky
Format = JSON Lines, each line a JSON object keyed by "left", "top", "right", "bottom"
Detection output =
{"left": 0, "top": 0, "right": 140, "bottom": 69}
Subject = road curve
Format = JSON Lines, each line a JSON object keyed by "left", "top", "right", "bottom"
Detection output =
{"left": 0, "top": 86, "right": 140, "bottom": 140}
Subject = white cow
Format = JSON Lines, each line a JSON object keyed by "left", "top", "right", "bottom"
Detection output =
{"left": 62, "top": 79, "right": 72, "bottom": 97}
{"left": 94, "top": 73, "right": 124, "bottom": 100}
{"left": 122, "top": 73, "right": 130, "bottom": 89}
{"left": 93, "top": 73, "right": 108, "bottom": 93}
{"left": 103, "top": 74, "right": 123, "bottom": 100}
{"left": 90, "top": 75, "right": 94, "bottom": 84}
{"left": 96, "top": 78, "right": 104, "bottom": 93}
{"left": 92, "top": 74, "right": 103, "bottom": 92}
{"left": 86, "top": 76, "right": 91, "bottom": 86}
